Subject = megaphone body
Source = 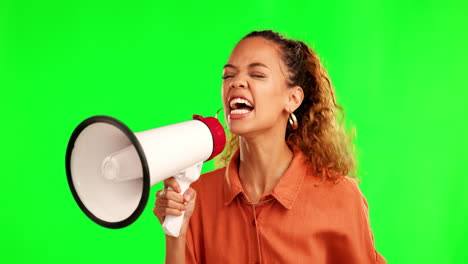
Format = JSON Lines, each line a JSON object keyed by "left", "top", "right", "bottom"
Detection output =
{"left": 65, "top": 115, "right": 226, "bottom": 237}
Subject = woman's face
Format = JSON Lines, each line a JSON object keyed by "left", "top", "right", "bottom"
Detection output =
{"left": 222, "top": 37, "right": 295, "bottom": 138}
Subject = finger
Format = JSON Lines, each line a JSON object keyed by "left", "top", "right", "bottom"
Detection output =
{"left": 156, "top": 206, "right": 183, "bottom": 217}
{"left": 157, "top": 187, "right": 169, "bottom": 198}
{"left": 156, "top": 198, "right": 186, "bottom": 211}
{"left": 164, "top": 190, "right": 185, "bottom": 203}
{"left": 155, "top": 189, "right": 165, "bottom": 199}
{"left": 153, "top": 207, "right": 164, "bottom": 222}
{"left": 165, "top": 177, "right": 181, "bottom": 193}
{"left": 156, "top": 189, "right": 182, "bottom": 201}
{"left": 155, "top": 197, "right": 164, "bottom": 206}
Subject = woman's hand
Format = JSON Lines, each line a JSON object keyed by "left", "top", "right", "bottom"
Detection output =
{"left": 153, "top": 177, "right": 197, "bottom": 237}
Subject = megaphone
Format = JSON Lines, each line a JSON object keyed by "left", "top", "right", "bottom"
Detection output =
{"left": 65, "top": 114, "right": 226, "bottom": 237}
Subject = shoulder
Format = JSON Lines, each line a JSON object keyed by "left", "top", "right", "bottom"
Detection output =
{"left": 316, "top": 174, "right": 362, "bottom": 194}
{"left": 308, "top": 174, "right": 362, "bottom": 194}
{"left": 305, "top": 175, "right": 366, "bottom": 211}
{"left": 333, "top": 176, "right": 365, "bottom": 201}
{"left": 332, "top": 176, "right": 369, "bottom": 214}
{"left": 336, "top": 176, "right": 363, "bottom": 196}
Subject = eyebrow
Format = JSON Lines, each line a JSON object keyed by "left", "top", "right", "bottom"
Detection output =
{"left": 223, "top": 62, "right": 270, "bottom": 69}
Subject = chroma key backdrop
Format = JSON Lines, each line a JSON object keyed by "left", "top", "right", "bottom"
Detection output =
{"left": 1, "top": 0, "right": 467, "bottom": 263}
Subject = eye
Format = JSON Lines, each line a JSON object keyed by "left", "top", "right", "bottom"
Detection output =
{"left": 222, "top": 75, "right": 234, "bottom": 79}
{"left": 251, "top": 74, "right": 266, "bottom": 78}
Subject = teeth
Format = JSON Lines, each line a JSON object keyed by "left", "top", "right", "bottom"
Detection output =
{"left": 229, "top": 97, "right": 253, "bottom": 109}
{"left": 230, "top": 109, "right": 251, "bottom": 114}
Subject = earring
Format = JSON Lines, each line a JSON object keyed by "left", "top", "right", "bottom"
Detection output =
{"left": 288, "top": 113, "right": 298, "bottom": 130}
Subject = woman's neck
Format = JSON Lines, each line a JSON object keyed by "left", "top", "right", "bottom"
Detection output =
{"left": 238, "top": 136, "right": 293, "bottom": 203}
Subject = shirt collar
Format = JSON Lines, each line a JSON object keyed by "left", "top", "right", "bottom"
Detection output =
{"left": 223, "top": 143, "right": 312, "bottom": 209}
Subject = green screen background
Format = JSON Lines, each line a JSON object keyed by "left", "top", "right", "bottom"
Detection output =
{"left": 2, "top": 0, "right": 467, "bottom": 263}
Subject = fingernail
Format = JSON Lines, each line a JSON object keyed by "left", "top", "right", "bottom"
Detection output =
{"left": 184, "top": 194, "right": 191, "bottom": 201}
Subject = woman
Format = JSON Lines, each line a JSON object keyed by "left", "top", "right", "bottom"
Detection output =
{"left": 154, "top": 30, "right": 386, "bottom": 264}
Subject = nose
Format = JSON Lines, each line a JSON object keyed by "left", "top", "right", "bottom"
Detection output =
{"left": 230, "top": 79, "right": 247, "bottom": 89}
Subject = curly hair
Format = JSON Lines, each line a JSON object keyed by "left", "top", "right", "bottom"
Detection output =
{"left": 216, "top": 30, "right": 358, "bottom": 181}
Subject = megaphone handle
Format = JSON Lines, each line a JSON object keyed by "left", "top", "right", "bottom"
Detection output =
{"left": 162, "top": 163, "right": 202, "bottom": 237}
{"left": 162, "top": 180, "right": 190, "bottom": 237}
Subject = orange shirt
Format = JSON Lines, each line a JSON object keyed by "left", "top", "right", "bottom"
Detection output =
{"left": 186, "top": 145, "right": 386, "bottom": 264}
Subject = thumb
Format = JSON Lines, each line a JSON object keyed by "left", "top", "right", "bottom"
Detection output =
{"left": 183, "top": 187, "right": 196, "bottom": 203}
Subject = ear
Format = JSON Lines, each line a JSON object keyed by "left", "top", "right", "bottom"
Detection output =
{"left": 285, "top": 86, "right": 304, "bottom": 113}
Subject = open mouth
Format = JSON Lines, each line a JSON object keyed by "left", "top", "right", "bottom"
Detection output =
{"left": 229, "top": 97, "right": 254, "bottom": 115}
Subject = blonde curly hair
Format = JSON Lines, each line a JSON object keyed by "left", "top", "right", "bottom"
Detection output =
{"left": 216, "top": 30, "right": 358, "bottom": 182}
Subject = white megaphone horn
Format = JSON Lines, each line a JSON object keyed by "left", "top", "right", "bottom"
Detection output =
{"left": 65, "top": 114, "right": 226, "bottom": 237}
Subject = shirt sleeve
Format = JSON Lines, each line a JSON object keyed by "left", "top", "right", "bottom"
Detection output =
{"left": 185, "top": 222, "right": 198, "bottom": 264}
{"left": 343, "top": 176, "right": 386, "bottom": 264}
{"left": 321, "top": 177, "right": 386, "bottom": 264}
{"left": 360, "top": 194, "right": 387, "bottom": 264}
